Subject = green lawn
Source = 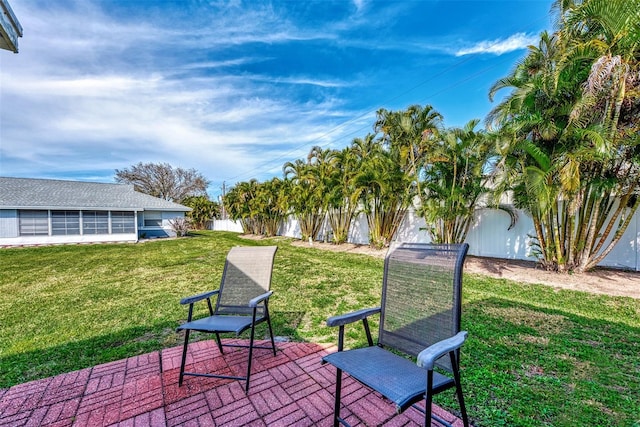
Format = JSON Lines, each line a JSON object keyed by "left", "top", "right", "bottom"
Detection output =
{"left": 1, "top": 231, "right": 638, "bottom": 426}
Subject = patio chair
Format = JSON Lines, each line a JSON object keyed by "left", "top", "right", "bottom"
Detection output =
{"left": 176, "top": 245, "right": 278, "bottom": 393}
{"left": 322, "top": 243, "right": 470, "bottom": 427}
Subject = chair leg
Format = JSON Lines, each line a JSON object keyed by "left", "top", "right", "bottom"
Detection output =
{"left": 179, "top": 329, "right": 191, "bottom": 386}
{"left": 425, "top": 370, "right": 434, "bottom": 427}
{"left": 265, "top": 305, "right": 277, "bottom": 356}
{"left": 451, "top": 352, "right": 469, "bottom": 427}
{"left": 455, "top": 381, "right": 469, "bottom": 427}
{"left": 214, "top": 332, "right": 224, "bottom": 353}
{"left": 333, "top": 368, "right": 343, "bottom": 427}
{"left": 245, "top": 322, "right": 257, "bottom": 393}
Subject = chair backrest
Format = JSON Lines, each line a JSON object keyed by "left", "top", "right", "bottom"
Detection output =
{"left": 378, "top": 242, "right": 468, "bottom": 371}
{"left": 215, "top": 245, "right": 278, "bottom": 315}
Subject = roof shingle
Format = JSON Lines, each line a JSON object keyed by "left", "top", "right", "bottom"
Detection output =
{"left": 0, "top": 177, "right": 190, "bottom": 211}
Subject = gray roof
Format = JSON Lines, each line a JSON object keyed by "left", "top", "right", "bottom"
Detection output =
{"left": 0, "top": 177, "right": 191, "bottom": 211}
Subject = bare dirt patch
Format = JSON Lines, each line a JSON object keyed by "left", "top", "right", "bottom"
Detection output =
{"left": 282, "top": 238, "right": 640, "bottom": 300}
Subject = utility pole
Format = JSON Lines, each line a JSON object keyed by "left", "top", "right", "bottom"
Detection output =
{"left": 221, "top": 181, "right": 227, "bottom": 220}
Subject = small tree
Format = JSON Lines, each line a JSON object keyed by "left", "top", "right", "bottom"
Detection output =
{"left": 115, "top": 162, "right": 210, "bottom": 202}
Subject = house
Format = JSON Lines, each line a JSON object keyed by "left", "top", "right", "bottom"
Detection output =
{"left": 0, "top": 0, "right": 22, "bottom": 53}
{"left": 0, "top": 177, "right": 191, "bottom": 246}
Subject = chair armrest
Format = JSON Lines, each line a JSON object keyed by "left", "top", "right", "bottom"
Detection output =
{"left": 249, "top": 291, "right": 273, "bottom": 307}
{"left": 417, "top": 331, "right": 468, "bottom": 370}
{"left": 180, "top": 290, "right": 219, "bottom": 305}
{"left": 326, "top": 307, "right": 381, "bottom": 327}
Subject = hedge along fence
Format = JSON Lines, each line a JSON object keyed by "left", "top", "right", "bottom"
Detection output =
{"left": 212, "top": 206, "right": 640, "bottom": 271}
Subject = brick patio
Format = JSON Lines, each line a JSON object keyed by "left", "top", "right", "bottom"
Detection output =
{"left": 0, "top": 339, "right": 468, "bottom": 426}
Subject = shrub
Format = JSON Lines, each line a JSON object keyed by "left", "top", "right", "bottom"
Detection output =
{"left": 169, "top": 217, "right": 191, "bottom": 237}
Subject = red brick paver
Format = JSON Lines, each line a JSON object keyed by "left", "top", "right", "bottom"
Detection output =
{"left": 0, "top": 340, "right": 470, "bottom": 426}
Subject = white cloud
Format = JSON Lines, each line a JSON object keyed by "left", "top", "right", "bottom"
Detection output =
{"left": 180, "top": 58, "right": 267, "bottom": 71}
{"left": 352, "top": 0, "right": 367, "bottom": 13}
{"left": 455, "top": 33, "right": 537, "bottom": 56}
{"left": 0, "top": 1, "right": 365, "bottom": 189}
{"left": 0, "top": 65, "right": 350, "bottom": 183}
{"left": 247, "top": 74, "right": 348, "bottom": 88}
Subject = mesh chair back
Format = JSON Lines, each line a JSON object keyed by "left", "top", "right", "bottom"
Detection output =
{"left": 378, "top": 243, "right": 468, "bottom": 372}
{"left": 215, "top": 246, "right": 278, "bottom": 315}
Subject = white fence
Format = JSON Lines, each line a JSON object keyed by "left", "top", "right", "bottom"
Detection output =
{"left": 212, "top": 207, "right": 640, "bottom": 271}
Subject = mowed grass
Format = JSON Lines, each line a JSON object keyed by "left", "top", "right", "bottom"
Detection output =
{"left": 1, "top": 231, "right": 638, "bottom": 426}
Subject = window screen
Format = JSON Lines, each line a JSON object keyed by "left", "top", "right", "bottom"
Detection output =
{"left": 19, "top": 210, "right": 49, "bottom": 236}
{"left": 83, "top": 211, "right": 109, "bottom": 234}
{"left": 111, "top": 211, "right": 135, "bottom": 233}
{"left": 51, "top": 211, "right": 80, "bottom": 235}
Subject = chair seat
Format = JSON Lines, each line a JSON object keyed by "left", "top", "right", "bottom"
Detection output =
{"left": 178, "top": 315, "right": 261, "bottom": 335}
{"left": 323, "top": 346, "right": 454, "bottom": 412}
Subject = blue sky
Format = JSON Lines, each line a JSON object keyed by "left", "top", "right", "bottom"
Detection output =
{"left": 0, "top": 0, "right": 554, "bottom": 199}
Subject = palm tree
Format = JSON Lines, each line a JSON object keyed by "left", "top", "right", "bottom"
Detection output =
{"left": 488, "top": 29, "right": 580, "bottom": 269}
{"left": 325, "top": 146, "right": 361, "bottom": 244}
{"left": 351, "top": 105, "right": 444, "bottom": 248}
{"left": 224, "top": 178, "right": 288, "bottom": 237}
{"left": 223, "top": 180, "right": 256, "bottom": 234}
{"left": 182, "top": 195, "right": 220, "bottom": 230}
{"left": 256, "top": 177, "right": 288, "bottom": 237}
{"left": 354, "top": 135, "right": 413, "bottom": 249}
{"left": 419, "top": 119, "right": 498, "bottom": 244}
{"left": 559, "top": 0, "right": 640, "bottom": 271}
{"left": 283, "top": 150, "right": 327, "bottom": 242}
{"left": 375, "top": 104, "right": 443, "bottom": 196}
{"left": 488, "top": 0, "right": 640, "bottom": 272}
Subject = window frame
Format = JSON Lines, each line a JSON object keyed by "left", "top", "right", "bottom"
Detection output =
{"left": 143, "top": 211, "right": 163, "bottom": 228}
